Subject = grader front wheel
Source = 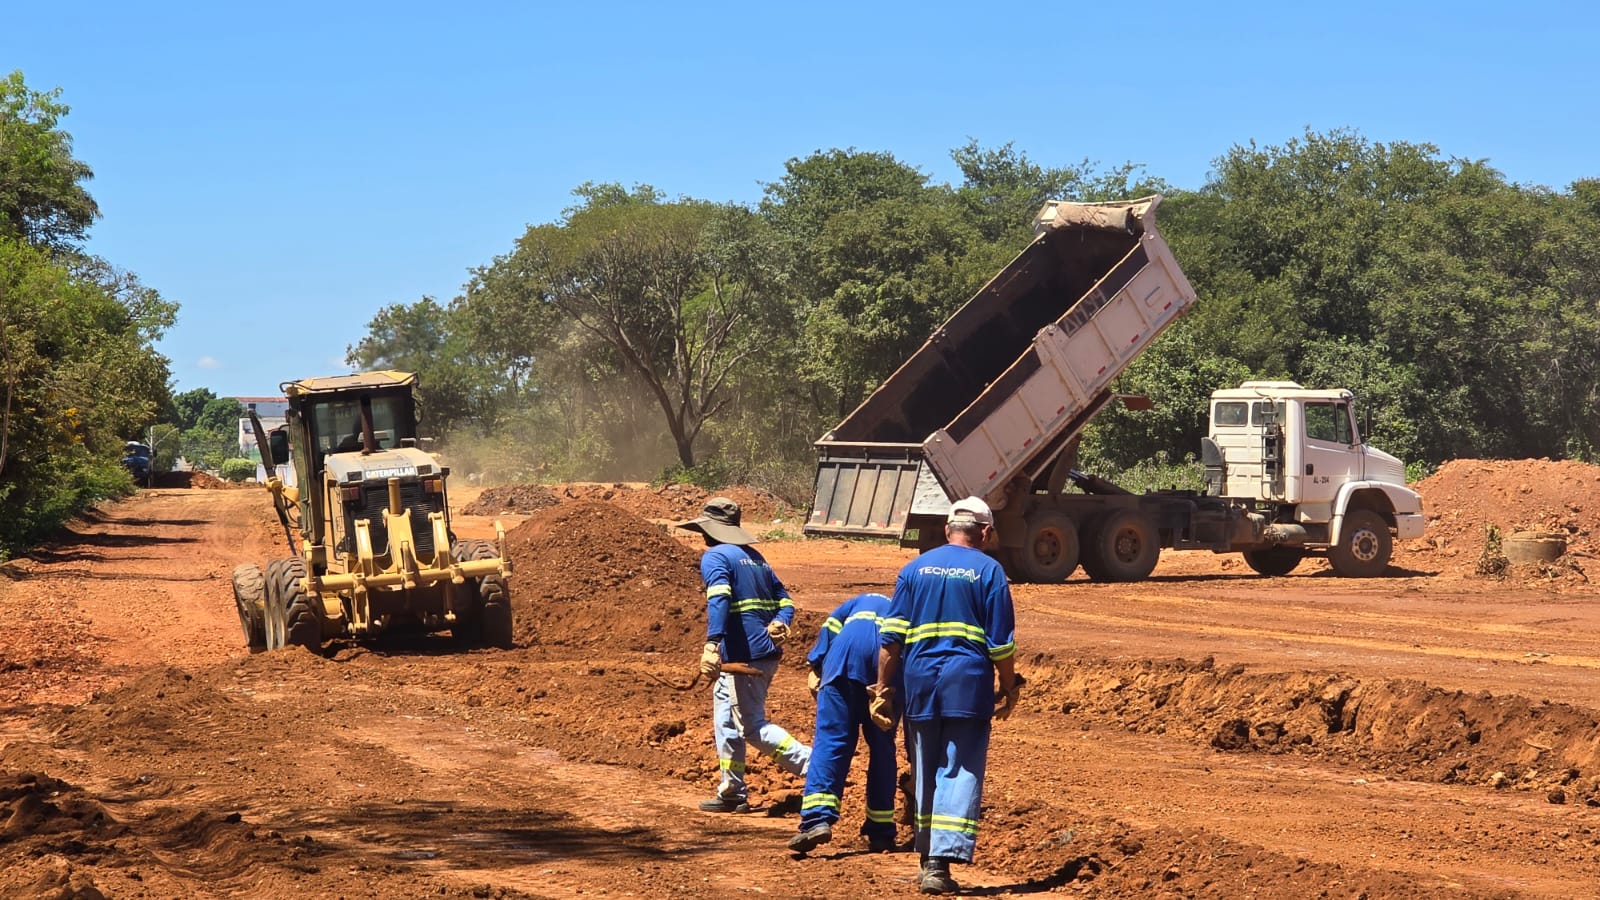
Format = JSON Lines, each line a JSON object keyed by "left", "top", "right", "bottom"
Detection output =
{"left": 451, "top": 539, "right": 513, "bottom": 649}
{"left": 232, "top": 563, "right": 267, "bottom": 652}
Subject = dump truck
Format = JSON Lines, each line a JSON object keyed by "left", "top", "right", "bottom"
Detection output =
{"left": 803, "top": 195, "right": 1425, "bottom": 581}
{"left": 231, "top": 371, "right": 513, "bottom": 651}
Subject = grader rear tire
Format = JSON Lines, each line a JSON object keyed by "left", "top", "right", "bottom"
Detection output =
{"left": 232, "top": 563, "right": 267, "bottom": 652}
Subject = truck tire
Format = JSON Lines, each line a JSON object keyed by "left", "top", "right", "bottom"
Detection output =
{"left": 278, "top": 558, "right": 323, "bottom": 651}
{"left": 262, "top": 559, "right": 291, "bottom": 651}
{"left": 1243, "top": 546, "right": 1303, "bottom": 577}
{"left": 1084, "top": 509, "right": 1159, "bottom": 583}
{"left": 452, "top": 540, "right": 513, "bottom": 649}
{"left": 232, "top": 563, "right": 267, "bottom": 652}
{"left": 1329, "top": 509, "right": 1392, "bottom": 578}
{"left": 1013, "top": 510, "right": 1080, "bottom": 583}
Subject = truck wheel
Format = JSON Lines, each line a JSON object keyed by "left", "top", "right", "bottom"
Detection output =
{"left": 272, "top": 557, "right": 321, "bottom": 646}
{"left": 452, "top": 540, "right": 513, "bottom": 649}
{"left": 232, "top": 563, "right": 267, "bottom": 652}
{"left": 1330, "top": 509, "right": 1392, "bottom": 578}
{"left": 1086, "top": 509, "right": 1159, "bottom": 583}
{"left": 1243, "top": 546, "right": 1303, "bottom": 577}
{"left": 1013, "top": 510, "right": 1080, "bottom": 583}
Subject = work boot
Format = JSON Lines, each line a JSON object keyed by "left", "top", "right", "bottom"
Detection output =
{"left": 787, "top": 822, "right": 833, "bottom": 853}
{"left": 919, "top": 857, "right": 959, "bottom": 895}
{"left": 867, "top": 834, "right": 896, "bottom": 853}
{"left": 698, "top": 795, "right": 750, "bottom": 813}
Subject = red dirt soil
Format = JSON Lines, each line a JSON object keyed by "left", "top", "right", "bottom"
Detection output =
{"left": 3, "top": 459, "right": 1600, "bottom": 897}
{"left": 469, "top": 481, "right": 791, "bottom": 524}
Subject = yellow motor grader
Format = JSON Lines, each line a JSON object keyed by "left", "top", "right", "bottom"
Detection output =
{"left": 231, "top": 371, "right": 513, "bottom": 652}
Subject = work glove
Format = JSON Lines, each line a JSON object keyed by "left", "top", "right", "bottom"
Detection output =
{"left": 699, "top": 642, "right": 722, "bottom": 678}
{"left": 868, "top": 684, "right": 896, "bottom": 731}
{"left": 766, "top": 620, "right": 790, "bottom": 646}
{"left": 806, "top": 668, "right": 822, "bottom": 698}
{"left": 993, "top": 672, "right": 1026, "bottom": 721}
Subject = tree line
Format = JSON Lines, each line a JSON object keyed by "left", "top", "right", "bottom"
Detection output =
{"left": 350, "top": 131, "right": 1600, "bottom": 495}
{"left": 6, "top": 65, "right": 1599, "bottom": 558}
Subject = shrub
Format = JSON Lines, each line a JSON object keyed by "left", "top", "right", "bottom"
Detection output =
{"left": 219, "top": 458, "right": 257, "bottom": 482}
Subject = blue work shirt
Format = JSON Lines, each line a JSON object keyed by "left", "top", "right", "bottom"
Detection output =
{"left": 880, "top": 543, "right": 1016, "bottom": 720}
{"left": 807, "top": 593, "right": 892, "bottom": 687}
{"left": 702, "top": 543, "right": 794, "bottom": 663}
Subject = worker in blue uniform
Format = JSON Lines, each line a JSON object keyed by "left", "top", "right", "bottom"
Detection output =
{"left": 678, "top": 497, "right": 811, "bottom": 813}
{"left": 787, "top": 591, "right": 899, "bottom": 855}
{"left": 873, "top": 496, "right": 1020, "bottom": 895}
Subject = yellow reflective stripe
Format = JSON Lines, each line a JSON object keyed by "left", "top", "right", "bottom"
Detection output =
{"left": 988, "top": 641, "right": 1016, "bottom": 661}
{"left": 865, "top": 808, "right": 895, "bottom": 823}
{"left": 879, "top": 617, "right": 909, "bottom": 636}
{"left": 845, "top": 611, "right": 882, "bottom": 626}
{"left": 915, "top": 812, "right": 980, "bottom": 835}
{"left": 770, "top": 736, "right": 797, "bottom": 760}
{"left": 824, "top": 616, "right": 843, "bottom": 634}
{"left": 730, "top": 597, "right": 781, "bottom": 613}
{"left": 905, "top": 621, "right": 987, "bottom": 644}
{"left": 719, "top": 759, "right": 746, "bottom": 773}
{"left": 706, "top": 584, "right": 733, "bottom": 598}
{"left": 779, "top": 597, "right": 795, "bottom": 608}
{"left": 801, "top": 792, "right": 840, "bottom": 810}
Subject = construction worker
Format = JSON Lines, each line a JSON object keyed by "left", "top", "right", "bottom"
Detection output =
{"left": 872, "top": 496, "right": 1020, "bottom": 895}
{"left": 788, "top": 592, "right": 898, "bottom": 855}
{"left": 677, "top": 497, "right": 811, "bottom": 813}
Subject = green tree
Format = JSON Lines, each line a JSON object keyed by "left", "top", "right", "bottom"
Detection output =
{"left": 470, "top": 184, "right": 793, "bottom": 468}
{"left": 170, "top": 387, "right": 216, "bottom": 431}
{"left": 0, "top": 70, "right": 98, "bottom": 248}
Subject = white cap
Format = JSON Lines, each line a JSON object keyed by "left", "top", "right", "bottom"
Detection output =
{"left": 947, "top": 496, "right": 993, "bottom": 526}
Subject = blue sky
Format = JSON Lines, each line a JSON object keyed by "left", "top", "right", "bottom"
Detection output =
{"left": 5, "top": 2, "right": 1596, "bottom": 398}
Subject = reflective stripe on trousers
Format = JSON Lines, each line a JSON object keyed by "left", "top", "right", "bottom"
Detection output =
{"left": 906, "top": 716, "right": 990, "bottom": 863}
{"left": 798, "top": 679, "right": 896, "bottom": 836}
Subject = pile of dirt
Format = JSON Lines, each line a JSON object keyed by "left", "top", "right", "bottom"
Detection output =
{"left": 461, "top": 483, "right": 560, "bottom": 515}
{"left": 1027, "top": 653, "right": 1600, "bottom": 804}
{"left": 153, "top": 470, "right": 242, "bottom": 490}
{"left": 1399, "top": 458, "right": 1598, "bottom": 584}
{"left": 476, "top": 481, "right": 789, "bottom": 523}
{"left": 503, "top": 501, "right": 707, "bottom": 653}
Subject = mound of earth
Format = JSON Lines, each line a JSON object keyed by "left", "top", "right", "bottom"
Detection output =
{"left": 504, "top": 501, "right": 707, "bottom": 653}
{"left": 461, "top": 483, "right": 560, "bottom": 515}
{"left": 487, "top": 482, "right": 789, "bottom": 523}
{"left": 1399, "top": 458, "right": 1597, "bottom": 584}
{"left": 153, "top": 470, "right": 240, "bottom": 490}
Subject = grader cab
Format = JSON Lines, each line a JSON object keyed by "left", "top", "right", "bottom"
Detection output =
{"left": 231, "top": 370, "right": 513, "bottom": 651}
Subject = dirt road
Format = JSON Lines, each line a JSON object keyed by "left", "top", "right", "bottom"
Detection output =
{"left": 2, "top": 480, "right": 1599, "bottom": 898}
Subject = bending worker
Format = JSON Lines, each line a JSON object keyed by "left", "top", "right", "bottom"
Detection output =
{"left": 872, "top": 496, "right": 1020, "bottom": 895}
{"left": 788, "top": 591, "right": 898, "bottom": 855}
{"left": 677, "top": 497, "right": 811, "bottom": 813}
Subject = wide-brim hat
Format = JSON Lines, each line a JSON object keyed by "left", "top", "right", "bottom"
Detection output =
{"left": 675, "top": 496, "right": 758, "bottom": 545}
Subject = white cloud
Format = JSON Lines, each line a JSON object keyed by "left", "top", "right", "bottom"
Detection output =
{"left": 197, "top": 356, "right": 223, "bottom": 370}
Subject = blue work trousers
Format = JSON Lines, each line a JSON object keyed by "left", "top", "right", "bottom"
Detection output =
{"left": 799, "top": 679, "right": 897, "bottom": 837}
{"left": 906, "top": 716, "right": 991, "bottom": 863}
{"left": 711, "top": 656, "right": 810, "bottom": 801}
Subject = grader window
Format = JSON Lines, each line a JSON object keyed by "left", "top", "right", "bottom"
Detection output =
{"left": 310, "top": 395, "right": 414, "bottom": 455}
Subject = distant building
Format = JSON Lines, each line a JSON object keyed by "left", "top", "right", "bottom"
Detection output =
{"left": 235, "top": 396, "right": 289, "bottom": 419}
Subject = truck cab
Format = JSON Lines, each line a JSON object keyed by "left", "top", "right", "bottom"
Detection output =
{"left": 1203, "top": 381, "right": 1425, "bottom": 576}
